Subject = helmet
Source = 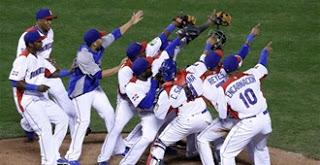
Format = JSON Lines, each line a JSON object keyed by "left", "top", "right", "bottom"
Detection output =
{"left": 159, "top": 59, "right": 177, "bottom": 81}
{"left": 209, "top": 30, "right": 227, "bottom": 49}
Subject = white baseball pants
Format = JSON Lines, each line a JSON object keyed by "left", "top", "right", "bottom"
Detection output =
{"left": 23, "top": 97, "right": 68, "bottom": 165}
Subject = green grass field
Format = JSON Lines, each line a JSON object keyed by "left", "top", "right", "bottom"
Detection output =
{"left": 1, "top": 0, "right": 319, "bottom": 159}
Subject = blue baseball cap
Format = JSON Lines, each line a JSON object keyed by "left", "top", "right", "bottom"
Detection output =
{"left": 36, "top": 8, "right": 57, "bottom": 20}
{"left": 24, "top": 31, "right": 46, "bottom": 44}
{"left": 223, "top": 55, "right": 241, "bottom": 73}
{"left": 126, "top": 42, "right": 147, "bottom": 61}
{"left": 132, "top": 57, "right": 149, "bottom": 76}
{"left": 204, "top": 51, "right": 222, "bottom": 70}
{"left": 84, "top": 28, "right": 107, "bottom": 46}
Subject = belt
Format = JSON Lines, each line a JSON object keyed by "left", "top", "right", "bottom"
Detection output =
{"left": 241, "top": 110, "right": 268, "bottom": 120}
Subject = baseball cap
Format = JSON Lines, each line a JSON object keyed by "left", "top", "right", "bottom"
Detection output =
{"left": 204, "top": 51, "right": 222, "bottom": 70}
{"left": 126, "top": 42, "right": 147, "bottom": 61}
{"left": 84, "top": 28, "right": 107, "bottom": 46}
{"left": 24, "top": 31, "right": 46, "bottom": 44}
{"left": 36, "top": 8, "right": 57, "bottom": 20}
{"left": 223, "top": 55, "right": 242, "bottom": 73}
{"left": 132, "top": 57, "right": 149, "bottom": 76}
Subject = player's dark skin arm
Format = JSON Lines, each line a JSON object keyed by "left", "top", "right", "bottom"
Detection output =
{"left": 14, "top": 81, "right": 49, "bottom": 92}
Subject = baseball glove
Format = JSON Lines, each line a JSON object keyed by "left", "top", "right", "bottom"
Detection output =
{"left": 173, "top": 15, "right": 196, "bottom": 28}
{"left": 177, "top": 25, "right": 201, "bottom": 44}
{"left": 209, "top": 11, "right": 232, "bottom": 26}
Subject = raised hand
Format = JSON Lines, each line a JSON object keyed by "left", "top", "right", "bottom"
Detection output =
{"left": 250, "top": 23, "right": 261, "bottom": 36}
{"left": 130, "top": 10, "right": 144, "bottom": 25}
{"left": 264, "top": 41, "right": 273, "bottom": 52}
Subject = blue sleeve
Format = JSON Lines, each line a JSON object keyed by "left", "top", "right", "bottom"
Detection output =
{"left": 11, "top": 80, "right": 38, "bottom": 91}
{"left": 204, "top": 43, "right": 213, "bottom": 53}
{"left": 92, "top": 71, "right": 102, "bottom": 79}
{"left": 237, "top": 44, "right": 250, "bottom": 60}
{"left": 138, "top": 80, "right": 159, "bottom": 109}
{"left": 59, "top": 69, "right": 72, "bottom": 77}
{"left": 159, "top": 23, "right": 176, "bottom": 50}
{"left": 112, "top": 28, "right": 122, "bottom": 40}
{"left": 258, "top": 48, "right": 269, "bottom": 67}
{"left": 165, "top": 37, "right": 181, "bottom": 58}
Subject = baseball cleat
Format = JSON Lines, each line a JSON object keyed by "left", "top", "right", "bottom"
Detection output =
{"left": 57, "top": 158, "right": 68, "bottom": 165}
{"left": 68, "top": 160, "right": 80, "bottom": 165}
{"left": 97, "top": 161, "right": 108, "bottom": 165}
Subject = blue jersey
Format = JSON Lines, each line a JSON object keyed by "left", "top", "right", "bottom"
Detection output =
{"left": 68, "top": 28, "right": 121, "bottom": 98}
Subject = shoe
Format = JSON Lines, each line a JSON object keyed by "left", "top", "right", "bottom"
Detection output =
{"left": 85, "top": 127, "right": 92, "bottom": 136}
{"left": 68, "top": 160, "right": 80, "bottom": 165}
{"left": 57, "top": 158, "right": 68, "bottom": 165}
{"left": 97, "top": 161, "right": 108, "bottom": 165}
{"left": 25, "top": 131, "right": 36, "bottom": 142}
{"left": 121, "top": 146, "right": 130, "bottom": 157}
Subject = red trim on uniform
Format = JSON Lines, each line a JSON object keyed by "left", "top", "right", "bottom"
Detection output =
{"left": 129, "top": 76, "right": 137, "bottom": 83}
{"left": 173, "top": 69, "right": 188, "bottom": 86}
{"left": 140, "top": 41, "right": 147, "bottom": 53}
{"left": 227, "top": 105, "right": 239, "bottom": 119}
{"left": 221, "top": 71, "right": 248, "bottom": 92}
{"left": 122, "top": 59, "right": 133, "bottom": 68}
{"left": 19, "top": 49, "right": 30, "bottom": 57}
{"left": 16, "top": 89, "right": 25, "bottom": 112}
{"left": 200, "top": 65, "right": 222, "bottom": 80}
{"left": 44, "top": 68, "right": 52, "bottom": 78}
{"left": 162, "top": 81, "right": 174, "bottom": 95}
{"left": 146, "top": 56, "right": 154, "bottom": 66}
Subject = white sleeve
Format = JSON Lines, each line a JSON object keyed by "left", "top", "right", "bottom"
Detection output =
{"left": 126, "top": 83, "right": 146, "bottom": 107}
{"left": 118, "top": 66, "right": 133, "bottom": 94}
{"left": 152, "top": 51, "right": 170, "bottom": 77}
{"left": 101, "top": 33, "right": 116, "bottom": 48}
{"left": 77, "top": 49, "right": 101, "bottom": 76}
{"left": 43, "top": 58, "right": 57, "bottom": 74}
{"left": 146, "top": 37, "right": 162, "bottom": 57}
{"left": 245, "top": 64, "right": 268, "bottom": 80}
{"left": 9, "top": 56, "right": 27, "bottom": 81}
{"left": 199, "top": 53, "right": 206, "bottom": 61}
{"left": 216, "top": 87, "right": 228, "bottom": 119}
{"left": 16, "top": 32, "right": 27, "bottom": 57}
{"left": 153, "top": 90, "right": 170, "bottom": 120}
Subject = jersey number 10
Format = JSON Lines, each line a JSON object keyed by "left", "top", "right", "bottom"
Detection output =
{"left": 239, "top": 88, "right": 257, "bottom": 108}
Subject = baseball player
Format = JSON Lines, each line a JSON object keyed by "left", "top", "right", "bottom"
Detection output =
{"left": 97, "top": 16, "right": 189, "bottom": 165}
{"left": 197, "top": 24, "right": 261, "bottom": 165}
{"left": 65, "top": 10, "right": 143, "bottom": 165}
{"left": 214, "top": 42, "right": 273, "bottom": 165}
{"left": 147, "top": 46, "right": 224, "bottom": 164}
{"left": 9, "top": 31, "right": 70, "bottom": 165}
{"left": 14, "top": 8, "right": 77, "bottom": 142}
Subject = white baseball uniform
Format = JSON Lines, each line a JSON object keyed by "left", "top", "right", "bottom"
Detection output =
{"left": 65, "top": 28, "right": 125, "bottom": 161}
{"left": 218, "top": 64, "right": 272, "bottom": 165}
{"left": 9, "top": 50, "right": 69, "bottom": 165}
{"left": 15, "top": 26, "right": 77, "bottom": 136}
{"left": 148, "top": 70, "right": 213, "bottom": 164}
{"left": 119, "top": 77, "right": 163, "bottom": 165}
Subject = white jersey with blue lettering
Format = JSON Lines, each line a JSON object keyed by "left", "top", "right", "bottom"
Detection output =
{"left": 222, "top": 64, "right": 268, "bottom": 119}
{"left": 9, "top": 50, "right": 56, "bottom": 108}
{"left": 17, "top": 26, "right": 54, "bottom": 59}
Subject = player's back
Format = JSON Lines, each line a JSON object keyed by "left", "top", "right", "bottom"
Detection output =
{"left": 223, "top": 72, "right": 267, "bottom": 119}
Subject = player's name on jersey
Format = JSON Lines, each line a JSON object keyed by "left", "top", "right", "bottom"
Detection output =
{"left": 30, "top": 67, "right": 46, "bottom": 79}
{"left": 225, "top": 75, "right": 256, "bottom": 98}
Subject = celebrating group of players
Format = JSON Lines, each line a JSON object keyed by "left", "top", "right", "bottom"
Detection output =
{"left": 8, "top": 7, "right": 273, "bottom": 165}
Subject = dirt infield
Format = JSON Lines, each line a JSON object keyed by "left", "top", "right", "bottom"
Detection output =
{"left": 0, "top": 133, "right": 319, "bottom": 165}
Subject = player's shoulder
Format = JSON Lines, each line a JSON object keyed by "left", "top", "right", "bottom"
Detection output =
{"left": 25, "top": 26, "right": 37, "bottom": 32}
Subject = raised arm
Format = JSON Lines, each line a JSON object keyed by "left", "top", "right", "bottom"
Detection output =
{"left": 119, "top": 10, "right": 144, "bottom": 34}
{"left": 258, "top": 41, "right": 272, "bottom": 67}
{"left": 237, "top": 23, "right": 261, "bottom": 60}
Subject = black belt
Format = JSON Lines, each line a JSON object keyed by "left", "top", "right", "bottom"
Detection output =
{"left": 241, "top": 110, "right": 268, "bottom": 120}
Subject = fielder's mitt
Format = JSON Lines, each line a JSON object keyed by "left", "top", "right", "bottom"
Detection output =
{"left": 173, "top": 15, "right": 196, "bottom": 28}
{"left": 209, "top": 11, "right": 232, "bottom": 26}
{"left": 177, "top": 25, "right": 201, "bottom": 44}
